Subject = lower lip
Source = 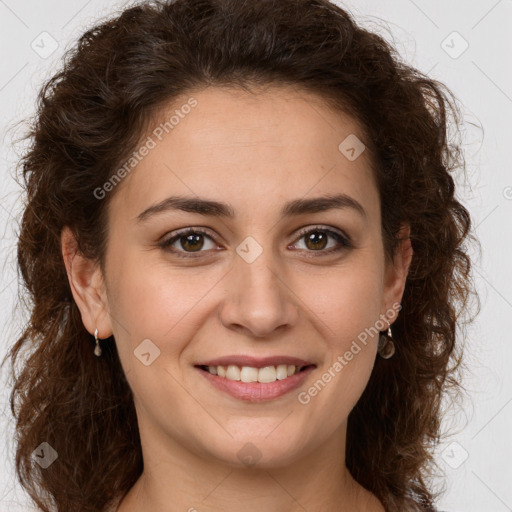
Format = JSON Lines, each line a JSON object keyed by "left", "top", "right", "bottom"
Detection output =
{"left": 196, "top": 366, "right": 315, "bottom": 402}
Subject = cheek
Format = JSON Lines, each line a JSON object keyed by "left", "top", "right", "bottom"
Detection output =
{"left": 109, "top": 254, "right": 203, "bottom": 332}
{"left": 298, "top": 255, "right": 383, "bottom": 400}
{"left": 304, "top": 257, "right": 384, "bottom": 342}
{"left": 106, "top": 253, "right": 226, "bottom": 378}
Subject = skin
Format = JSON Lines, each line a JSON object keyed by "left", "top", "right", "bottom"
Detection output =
{"left": 62, "top": 85, "right": 412, "bottom": 512}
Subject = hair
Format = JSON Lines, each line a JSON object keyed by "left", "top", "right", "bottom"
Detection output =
{"left": 3, "top": 0, "right": 478, "bottom": 511}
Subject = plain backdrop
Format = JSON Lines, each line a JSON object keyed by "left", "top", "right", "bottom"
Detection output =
{"left": 0, "top": 1, "right": 511, "bottom": 511}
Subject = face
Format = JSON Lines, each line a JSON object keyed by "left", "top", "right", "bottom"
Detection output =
{"left": 64, "top": 85, "right": 410, "bottom": 472}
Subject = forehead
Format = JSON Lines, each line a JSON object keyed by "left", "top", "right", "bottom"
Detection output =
{"left": 108, "top": 85, "right": 379, "bottom": 223}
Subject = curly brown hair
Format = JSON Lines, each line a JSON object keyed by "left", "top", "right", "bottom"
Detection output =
{"left": 3, "top": 0, "right": 478, "bottom": 511}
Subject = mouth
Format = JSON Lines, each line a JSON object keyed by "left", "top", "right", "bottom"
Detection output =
{"left": 194, "top": 358, "right": 317, "bottom": 402}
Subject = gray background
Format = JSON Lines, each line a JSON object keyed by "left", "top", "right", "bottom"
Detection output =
{"left": 0, "top": 1, "right": 511, "bottom": 511}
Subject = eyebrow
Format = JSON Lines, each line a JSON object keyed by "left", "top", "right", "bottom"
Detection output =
{"left": 135, "top": 193, "right": 367, "bottom": 223}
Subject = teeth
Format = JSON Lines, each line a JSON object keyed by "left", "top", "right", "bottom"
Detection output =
{"left": 276, "top": 365, "right": 288, "bottom": 380}
{"left": 240, "top": 366, "right": 259, "bottom": 382}
{"left": 226, "top": 365, "right": 241, "bottom": 380}
{"left": 257, "top": 366, "right": 276, "bottom": 383}
{"left": 206, "top": 364, "right": 303, "bottom": 383}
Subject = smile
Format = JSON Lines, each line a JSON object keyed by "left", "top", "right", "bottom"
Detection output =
{"left": 195, "top": 364, "right": 316, "bottom": 402}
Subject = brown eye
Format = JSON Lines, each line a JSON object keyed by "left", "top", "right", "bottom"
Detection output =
{"left": 291, "top": 226, "right": 352, "bottom": 255}
{"left": 159, "top": 228, "right": 217, "bottom": 256}
{"left": 159, "top": 225, "right": 351, "bottom": 259}
{"left": 304, "top": 231, "right": 329, "bottom": 251}
{"left": 179, "top": 233, "right": 205, "bottom": 252}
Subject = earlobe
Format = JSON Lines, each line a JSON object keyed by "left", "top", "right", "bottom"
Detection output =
{"left": 61, "top": 226, "right": 112, "bottom": 338}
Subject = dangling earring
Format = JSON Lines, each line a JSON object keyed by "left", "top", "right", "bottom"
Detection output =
{"left": 94, "top": 328, "right": 102, "bottom": 357}
{"left": 378, "top": 318, "right": 395, "bottom": 359}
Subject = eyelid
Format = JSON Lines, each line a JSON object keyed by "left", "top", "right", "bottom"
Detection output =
{"left": 158, "top": 227, "right": 220, "bottom": 258}
{"left": 291, "top": 224, "right": 350, "bottom": 244}
{"left": 159, "top": 224, "right": 352, "bottom": 257}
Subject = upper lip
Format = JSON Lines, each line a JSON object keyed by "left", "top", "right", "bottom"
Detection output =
{"left": 195, "top": 355, "right": 316, "bottom": 369}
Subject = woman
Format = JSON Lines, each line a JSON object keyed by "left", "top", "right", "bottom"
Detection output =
{"left": 3, "top": 0, "right": 477, "bottom": 510}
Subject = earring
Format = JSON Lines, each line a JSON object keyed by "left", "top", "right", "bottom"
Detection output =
{"left": 93, "top": 328, "right": 102, "bottom": 357}
{"left": 378, "top": 318, "right": 395, "bottom": 359}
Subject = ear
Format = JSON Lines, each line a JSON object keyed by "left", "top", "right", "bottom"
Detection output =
{"left": 381, "top": 222, "right": 413, "bottom": 322}
{"left": 61, "top": 226, "right": 112, "bottom": 338}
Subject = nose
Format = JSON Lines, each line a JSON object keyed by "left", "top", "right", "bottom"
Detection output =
{"left": 218, "top": 248, "right": 299, "bottom": 338}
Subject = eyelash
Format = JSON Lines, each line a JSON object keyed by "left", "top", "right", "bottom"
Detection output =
{"left": 158, "top": 225, "right": 352, "bottom": 259}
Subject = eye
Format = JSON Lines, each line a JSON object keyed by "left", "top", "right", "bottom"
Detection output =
{"left": 158, "top": 228, "right": 219, "bottom": 257}
{"left": 290, "top": 226, "right": 352, "bottom": 255}
{"left": 158, "top": 225, "right": 352, "bottom": 259}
